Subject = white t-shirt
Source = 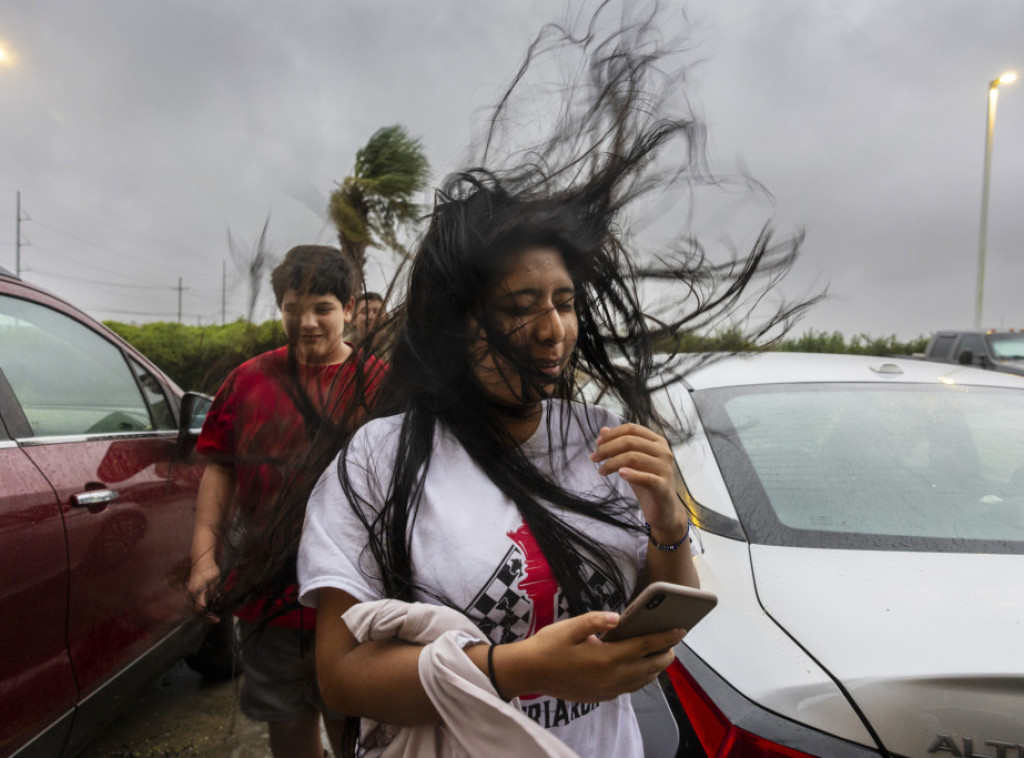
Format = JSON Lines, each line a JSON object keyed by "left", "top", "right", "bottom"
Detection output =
{"left": 298, "top": 399, "right": 647, "bottom": 757}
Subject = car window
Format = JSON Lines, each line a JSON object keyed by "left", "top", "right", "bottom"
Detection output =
{"left": 0, "top": 294, "right": 155, "bottom": 437}
{"left": 128, "top": 358, "right": 176, "bottom": 430}
{"left": 988, "top": 334, "right": 1024, "bottom": 360}
{"left": 929, "top": 334, "right": 957, "bottom": 361}
{"left": 958, "top": 334, "right": 985, "bottom": 359}
{"left": 184, "top": 393, "right": 213, "bottom": 433}
{"left": 697, "top": 383, "right": 1024, "bottom": 553}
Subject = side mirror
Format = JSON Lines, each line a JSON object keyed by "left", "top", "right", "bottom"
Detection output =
{"left": 177, "top": 391, "right": 213, "bottom": 457}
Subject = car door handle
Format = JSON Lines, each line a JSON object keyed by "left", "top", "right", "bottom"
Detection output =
{"left": 71, "top": 489, "right": 120, "bottom": 508}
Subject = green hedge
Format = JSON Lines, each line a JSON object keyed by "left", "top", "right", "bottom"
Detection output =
{"left": 107, "top": 320, "right": 929, "bottom": 393}
{"left": 660, "top": 327, "right": 929, "bottom": 357}
{"left": 775, "top": 330, "right": 929, "bottom": 356}
{"left": 105, "top": 319, "right": 286, "bottom": 393}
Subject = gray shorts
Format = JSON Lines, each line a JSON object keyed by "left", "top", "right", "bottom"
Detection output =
{"left": 236, "top": 619, "right": 339, "bottom": 722}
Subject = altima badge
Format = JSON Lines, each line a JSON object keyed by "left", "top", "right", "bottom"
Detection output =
{"left": 928, "top": 734, "right": 1020, "bottom": 757}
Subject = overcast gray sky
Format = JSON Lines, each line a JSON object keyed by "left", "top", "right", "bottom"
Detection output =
{"left": 1, "top": 1, "right": 1021, "bottom": 340}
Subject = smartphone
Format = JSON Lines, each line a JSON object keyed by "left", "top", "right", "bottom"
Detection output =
{"left": 600, "top": 581, "right": 718, "bottom": 642}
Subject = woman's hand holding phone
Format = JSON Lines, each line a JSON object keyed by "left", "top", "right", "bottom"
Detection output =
{"left": 491, "top": 611, "right": 684, "bottom": 703}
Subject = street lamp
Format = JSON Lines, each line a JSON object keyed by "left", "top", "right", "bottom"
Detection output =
{"left": 0, "top": 42, "right": 18, "bottom": 68}
{"left": 975, "top": 71, "right": 1017, "bottom": 329}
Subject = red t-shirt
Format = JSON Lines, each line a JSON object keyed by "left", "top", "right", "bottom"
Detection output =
{"left": 196, "top": 345, "right": 386, "bottom": 627}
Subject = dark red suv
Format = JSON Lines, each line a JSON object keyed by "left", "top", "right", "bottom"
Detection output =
{"left": 0, "top": 268, "right": 223, "bottom": 757}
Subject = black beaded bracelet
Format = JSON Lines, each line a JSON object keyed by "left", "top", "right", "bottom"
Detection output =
{"left": 643, "top": 520, "right": 690, "bottom": 551}
{"left": 487, "top": 643, "right": 510, "bottom": 702}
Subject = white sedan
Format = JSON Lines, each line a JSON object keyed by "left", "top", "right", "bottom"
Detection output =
{"left": 638, "top": 352, "right": 1024, "bottom": 758}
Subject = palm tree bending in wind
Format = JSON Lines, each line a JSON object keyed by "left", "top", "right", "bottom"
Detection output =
{"left": 328, "top": 125, "right": 430, "bottom": 284}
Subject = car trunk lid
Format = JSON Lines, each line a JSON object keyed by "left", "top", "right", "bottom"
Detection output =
{"left": 750, "top": 545, "right": 1024, "bottom": 758}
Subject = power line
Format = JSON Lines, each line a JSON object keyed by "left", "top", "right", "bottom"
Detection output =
{"left": 27, "top": 242, "right": 231, "bottom": 304}
{"left": 12, "top": 196, "right": 257, "bottom": 323}
{"left": 35, "top": 268, "right": 226, "bottom": 306}
{"left": 3, "top": 184, "right": 221, "bottom": 264}
{"left": 96, "top": 306, "right": 248, "bottom": 323}
{"left": 96, "top": 307, "right": 189, "bottom": 317}
{"left": 29, "top": 267, "right": 170, "bottom": 290}
{"left": 30, "top": 217, "right": 213, "bottom": 276}
{"left": 27, "top": 242, "right": 185, "bottom": 287}
{"left": 28, "top": 261, "right": 233, "bottom": 319}
{"left": 13, "top": 192, "right": 227, "bottom": 284}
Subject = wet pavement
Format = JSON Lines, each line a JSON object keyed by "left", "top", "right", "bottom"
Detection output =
{"left": 79, "top": 661, "right": 270, "bottom": 758}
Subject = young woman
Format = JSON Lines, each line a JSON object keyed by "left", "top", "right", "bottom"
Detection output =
{"left": 296, "top": 175, "right": 699, "bottom": 756}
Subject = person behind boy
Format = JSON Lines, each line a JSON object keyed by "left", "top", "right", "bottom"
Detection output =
{"left": 187, "top": 245, "right": 384, "bottom": 758}
{"left": 351, "top": 291, "right": 387, "bottom": 357}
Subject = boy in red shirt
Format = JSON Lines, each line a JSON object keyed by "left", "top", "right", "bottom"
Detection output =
{"left": 188, "top": 245, "right": 384, "bottom": 758}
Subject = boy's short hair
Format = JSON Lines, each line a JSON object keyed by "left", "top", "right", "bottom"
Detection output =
{"left": 270, "top": 246, "right": 356, "bottom": 306}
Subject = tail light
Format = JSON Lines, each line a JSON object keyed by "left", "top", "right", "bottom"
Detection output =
{"left": 666, "top": 659, "right": 819, "bottom": 758}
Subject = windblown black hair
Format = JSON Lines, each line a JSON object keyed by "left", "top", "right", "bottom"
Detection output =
{"left": 207, "top": 0, "right": 815, "bottom": 630}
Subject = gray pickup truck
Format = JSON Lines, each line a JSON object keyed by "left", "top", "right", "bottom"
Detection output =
{"left": 924, "top": 329, "right": 1024, "bottom": 377}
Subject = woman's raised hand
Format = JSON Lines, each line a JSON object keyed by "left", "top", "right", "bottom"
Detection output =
{"left": 590, "top": 424, "right": 686, "bottom": 542}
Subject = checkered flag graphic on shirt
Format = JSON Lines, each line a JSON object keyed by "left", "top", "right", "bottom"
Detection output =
{"left": 466, "top": 545, "right": 534, "bottom": 643}
{"left": 465, "top": 542, "right": 626, "bottom": 643}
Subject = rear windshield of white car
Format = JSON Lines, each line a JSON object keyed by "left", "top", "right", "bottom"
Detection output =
{"left": 694, "top": 383, "right": 1024, "bottom": 553}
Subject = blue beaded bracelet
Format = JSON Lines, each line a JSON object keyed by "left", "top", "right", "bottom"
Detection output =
{"left": 643, "top": 521, "right": 690, "bottom": 551}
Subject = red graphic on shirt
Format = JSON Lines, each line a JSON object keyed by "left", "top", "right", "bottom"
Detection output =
{"left": 507, "top": 522, "right": 559, "bottom": 636}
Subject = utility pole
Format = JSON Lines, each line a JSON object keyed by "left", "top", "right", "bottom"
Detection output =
{"left": 15, "top": 191, "right": 21, "bottom": 276}
{"left": 15, "top": 192, "right": 31, "bottom": 277}
{"left": 222, "top": 260, "right": 226, "bottom": 325}
{"left": 176, "top": 277, "right": 183, "bottom": 323}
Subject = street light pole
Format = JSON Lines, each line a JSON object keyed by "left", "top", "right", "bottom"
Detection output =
{"left": 975, "top": 71, "right": 1017, "bottom": 329}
